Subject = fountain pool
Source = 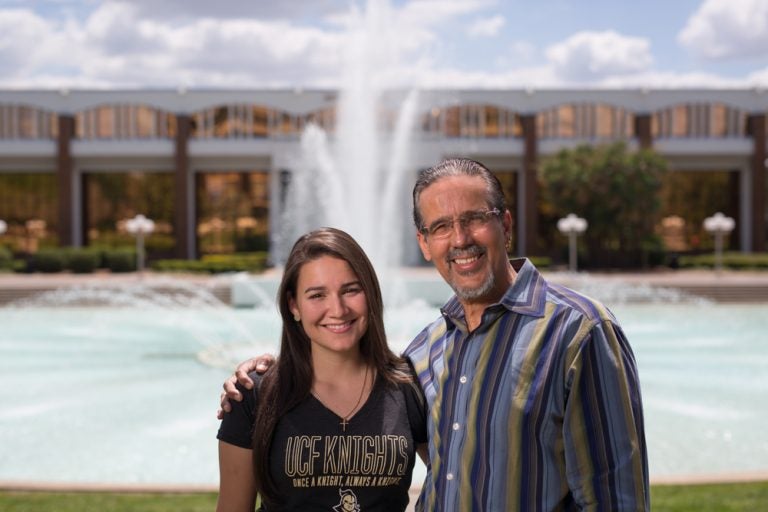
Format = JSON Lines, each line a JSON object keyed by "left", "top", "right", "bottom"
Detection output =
{"left": 0, "top": 280, "right": 766, "bottom": 487}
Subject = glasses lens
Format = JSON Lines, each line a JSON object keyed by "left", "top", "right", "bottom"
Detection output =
{"left": 426, "top": 209, "right": 498, "bottom": 239}
{"left": 429, "top": 221, "right": 451, "bottom": 238}
{"left": 465, "top": 211, "right": 490, "bottom": 231}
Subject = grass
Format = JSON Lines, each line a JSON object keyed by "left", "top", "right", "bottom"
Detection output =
{"left": 1, "top": 482, "right": 767, "bottom": 511}
{"left": 0, "top": 491, "right": 218, "bottom": 512}
{"left": 651, "top": 481, "right": 768, "bottom": 511}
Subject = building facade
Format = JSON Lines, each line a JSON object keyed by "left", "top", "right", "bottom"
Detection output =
{"left": 0, "top": 88, "right": 766, "bottom": 263}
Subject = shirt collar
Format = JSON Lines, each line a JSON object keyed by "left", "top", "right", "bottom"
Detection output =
{"left": 439, "top": 258, "right": 548, "bottom": 328}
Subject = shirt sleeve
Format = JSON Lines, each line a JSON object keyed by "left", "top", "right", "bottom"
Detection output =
{"left": 216, "top": 372, "right": 262, "bottom": 449}
{"left": 563, "top": 320, "right": 650, "bottom": 511}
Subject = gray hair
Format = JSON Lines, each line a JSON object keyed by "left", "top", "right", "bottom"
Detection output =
{"left": 412, "top": 158, "right": 507, "bottom": 229}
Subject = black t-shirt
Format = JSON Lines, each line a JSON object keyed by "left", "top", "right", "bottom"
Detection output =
{"left": 217, "top": 371, "right": 428, "bottom": 512}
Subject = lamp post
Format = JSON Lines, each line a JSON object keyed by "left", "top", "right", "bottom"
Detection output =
{"left": 703, "top": 212, "right": 735, "bottom": 274}
{"left": 557, "top": 213, "right": 588, "bottom": 272}
{"left": 124, "top": 214, "right": 155, "bottom": 272}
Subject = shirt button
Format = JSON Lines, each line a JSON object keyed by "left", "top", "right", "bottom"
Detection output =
{"left": 446, "top": 473, "right": 454, "bottom": 481}
{"left": 459, "top": 375, "right": 467, "bottom": 384}
{"left": 452, "top": 422, "right": 460, "bottom": 430}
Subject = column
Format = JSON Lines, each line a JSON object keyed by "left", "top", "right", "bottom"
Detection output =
{"left": 56, "top": 114, "right": 75, "bottom": 247}
{"left": 174, "top": 114, "right": 193, "bottom": 259}
{"left": 748, "top": 113, "right": 766, "bottom": 252}
{"left": 520, "top": 114, "right": 538, "bottom": 256}
{"left": 634, "top": 113, "right": 653, "bottom": 150}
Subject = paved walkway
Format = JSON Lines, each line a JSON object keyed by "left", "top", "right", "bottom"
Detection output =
{"left": 1, "top": 268, "right": 767, "bottom": 304}
{"left": 548, "top": 268, "right": 768, "bottom": 302}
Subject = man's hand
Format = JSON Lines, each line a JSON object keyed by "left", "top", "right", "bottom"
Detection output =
{"left": 217, "top": 354, "right": 276, "bottom": 419}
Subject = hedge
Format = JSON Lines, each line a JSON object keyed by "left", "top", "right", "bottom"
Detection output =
{"left": 151, "top": 252, "right": 269, "bottom": 274}
{"left": 23, "top": 247, "right": 137, "bottom": 273}
{"left": 103, "top": 249, "right": 137, "bottom": 273}
{"left": 0, "top": 246, "right": 13, "bottom": 269}
{"left": 29, "top": 249, "right": 67, "bottom": 273}
{"left": 66, "top": 248, "right": 101, "bottom": 273}
{"left": 678, "top": 252, "right": 768, "bottom": 270}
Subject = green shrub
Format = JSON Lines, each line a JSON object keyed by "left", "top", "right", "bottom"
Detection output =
{"left": 678, "top": 252, "right": 768, "bottom": 270}
{"left": 66, "top": 248, "right": 100, "bottom": 273}
{"left": 0, "top": 246, "right": 12, "bottom": 269}
{"left": 145, "top": 233, "right": 177, "bottom": 253}
{"left": 104, "top": 249, "right": 137, "bottom": 272}
{"left": 151, "top": 252, "right": 269, "bottom": 274}
{"left": 528, "top": 256, "right": 552, "bottom": 269}
{"left": 202, "top": 252, "right": 268, "bottom": 270}
{"left": 30, "top": 249, "right": 67, "bottom": 273}
{"left": 151, "top": 259, "right": 209, "bottom": 273}
{"left": 539, "top": 142, "right": 668, "bottom": 269}
{"left": 234, "top": 233, "right": 269, "bottom": 252}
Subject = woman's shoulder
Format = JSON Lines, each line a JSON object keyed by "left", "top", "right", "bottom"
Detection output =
{"left": 248, "top": 371, "right": 264, "bottom": 387}
{"left": 379, "top": 364, "right": 423, "bottom": 401}
{"left": 231, "top": 371, "right": 266, "bottom": 408}
{"left": 380, "top": 365, "right": 428, "bottom": 442}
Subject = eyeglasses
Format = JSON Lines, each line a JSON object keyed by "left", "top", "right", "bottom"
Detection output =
{"left": 420, "top": 208, "right": 501, "bottom": 239}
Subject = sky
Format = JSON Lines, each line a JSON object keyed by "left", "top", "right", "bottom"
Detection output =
{"left": 1, "top": 0, "right": 767, "bottom": 90}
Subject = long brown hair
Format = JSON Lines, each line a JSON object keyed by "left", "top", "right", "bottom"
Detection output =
{"left": 252, "top": 227, "right": 411, "bottom": 505}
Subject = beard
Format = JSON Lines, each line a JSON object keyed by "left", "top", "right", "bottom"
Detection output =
{"left": 445, "top": 245, "right": 497, "bottom": 302}
{"left": 450, "top": 266, "right": 496, "bottom": 302}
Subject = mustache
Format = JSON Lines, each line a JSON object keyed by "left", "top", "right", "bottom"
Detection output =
{"left": 446, "top": 245, "right": 485, "bottom": 261}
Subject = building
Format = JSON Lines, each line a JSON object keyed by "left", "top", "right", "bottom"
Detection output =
{"left": 0, "top": 88, "right": 766, "bottom": 263}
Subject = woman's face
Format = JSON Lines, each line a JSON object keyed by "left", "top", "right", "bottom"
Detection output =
{"left": 289, "top": 255, "right": 369, "bottom": 358}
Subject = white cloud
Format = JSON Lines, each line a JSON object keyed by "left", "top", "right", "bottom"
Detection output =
{"left": 467, "top": 15, "right": 505, "bottom": 37}
{"left": 2, "top": 0, "right": 765, "bottom": 90}
{"left": 546, "top": 31, "right": 654, "bottom": 82}
{"left": 2, "top": 1, "right": 350, "bottom": 88}
{"left": 398, "top": 0, "right": 492, "bottom": 27}
{"left": 412, "top": 64, "right": 558, "bottom": 89}
{"left": 410, "top": 63, "right": 756, "bottom": 90}
{"left": 0, "top": 8, "right": 96, "bottom": 86}
{"left": 596, "top": 70, "right": 747, "bottom": 88}
{"left": 746, "top": 66, "right": 768, "bottom": 86}
{"left": 0, "top": 0, "right": 502, "bottom": 89}
{"left": 0, "top": 9, "right": 55, "bottom": 77}
{"left": 113, "top": 0, "right": 344, "bottom": 21}
{"left": 83, "top": 2, "right": 162, "bottom": 55}
{"left": 678, "top": 0, "right": 768, "bottom": 60}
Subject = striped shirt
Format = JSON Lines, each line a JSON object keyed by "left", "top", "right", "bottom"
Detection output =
{"left": 404, "top": 259, "right": 648, "bottom": 511}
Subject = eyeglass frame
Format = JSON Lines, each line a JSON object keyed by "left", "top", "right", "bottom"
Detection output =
{"left": 418, "top": 207, "right": 503, "bottom": 240}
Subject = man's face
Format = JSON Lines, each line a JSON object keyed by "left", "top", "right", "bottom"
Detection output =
{"left": 416, "top": 174, "right": 512, "bottom": 304}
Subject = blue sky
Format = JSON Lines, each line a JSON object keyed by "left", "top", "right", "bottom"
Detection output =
{"left": 1, "top": 0, "right": 767, "bottom": 89}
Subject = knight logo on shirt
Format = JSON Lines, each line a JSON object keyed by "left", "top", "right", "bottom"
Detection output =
{"left": 333, "top": 488, "right": 360, "bottom": 512}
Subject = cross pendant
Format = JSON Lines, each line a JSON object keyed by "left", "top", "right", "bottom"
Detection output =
{"left": 340, "top": 417, "right": 349, "bottom": 432}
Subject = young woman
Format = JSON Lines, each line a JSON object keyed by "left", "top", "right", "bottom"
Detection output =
{"left": 216, "top": 227, "right": 427, "bottom": 512}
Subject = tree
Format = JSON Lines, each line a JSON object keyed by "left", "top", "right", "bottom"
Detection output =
{"left": 539, "top": 141, "right": 668, "bottom": 268}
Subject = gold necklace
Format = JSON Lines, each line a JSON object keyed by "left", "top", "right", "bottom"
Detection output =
{"left": 313, "top": 365, "right": 369, "bottom": 432}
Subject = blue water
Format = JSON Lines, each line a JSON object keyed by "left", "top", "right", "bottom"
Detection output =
{"left": 0, "top": 302, "right": 766, "bottom": 485}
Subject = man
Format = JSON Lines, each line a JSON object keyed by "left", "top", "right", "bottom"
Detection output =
{"left": 221, "top": 158, "right": 649, "bottom": 511}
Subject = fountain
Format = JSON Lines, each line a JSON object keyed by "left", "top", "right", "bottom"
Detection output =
{"left": 2, "top": 286, "right": 767, "bottom": 485}
{"left": 276, "top": 0, "right": 420, "bottom": 275}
